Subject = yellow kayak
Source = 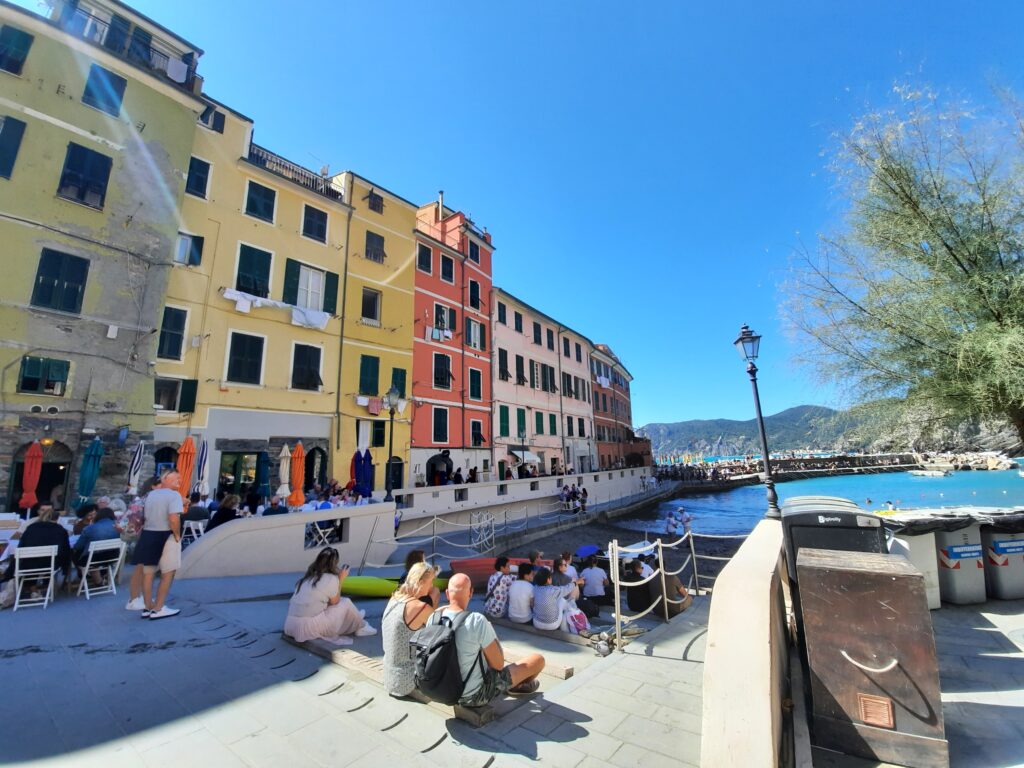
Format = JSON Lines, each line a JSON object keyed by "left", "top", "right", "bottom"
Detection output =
{"left": 340, "top": 576, "right": 449, "bottom": 598}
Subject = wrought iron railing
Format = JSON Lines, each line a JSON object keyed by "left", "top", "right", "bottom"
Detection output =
{"left": 247, "top": 144, "right": 344, "bottom": 202}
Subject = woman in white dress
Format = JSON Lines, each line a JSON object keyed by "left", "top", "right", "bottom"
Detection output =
{"left": 284, "top": 547, "right": 375, "bottom": 646}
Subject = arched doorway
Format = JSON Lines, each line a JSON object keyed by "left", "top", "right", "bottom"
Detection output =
{"left": 305, "top": 447, "right": 327, "bottom": 490}
{"left": 8, "top": 441, "right": 73, "bottom": 512}
{"left": 387, "top": 456, "right": 404, "bottom": 491}
{"left": 153, "top": 446, "right": 178, "bottom": 477}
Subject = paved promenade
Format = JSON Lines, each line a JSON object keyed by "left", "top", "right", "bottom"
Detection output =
{"left": 0, "top": 573, "right": 707, "bottom": 767}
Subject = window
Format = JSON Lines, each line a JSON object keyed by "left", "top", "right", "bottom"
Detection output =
{"left": 602, "top": 393, "right": 608, "bottom": 411}
{"left": 471, "top": 419, "right": 485, "bottom": 446}
{"left": 532, "top": 322, "right": 542, "bottom": 345}
{"left": 563, "top": 337, "right": 570, "bottom": 357}
{"left": 18, "top": 356, "right": 68, "bottom": 396}
{"left": 576, "top": 342, "right": 582, "bottom": 363}
{"left": 236, "top": 244, "right": 271, "bottom": 297}
{"left": 361, "top": 287, "right": 381, "bottom": 324}
{"left": 499, "top": 405, "right": 510, "bottom": 437}
{"left": 497, "top": 302, "right": 506, "bottom": 324}
{"left": 434, "top": 303, "right": 456, "bottom": 331}
{"left": 578, "top": 418, "right": 586, "bottom": 438}
{"left": 31, "top": 249, "right": 89, "bottom": 314}
{"left": 157, "top": 307, "right": 187, "bottom": 360}
{"left": 391, "top": 367, "right": 406, "bottom": 397}
{"left": 358, "top": 355, "right": 379, "bottom": 395}
{"left": 371, "top": 421, "right": 386, "bottom": 448}
{"left": 184, "top": 156, "right": 210, "bottom": 198}
{"left": 57, "top": 142, "right": 112, "bottom": 209}
{"left": 530, "top": 360, "right": 537, "bottom": 389}
{"left": 469, "top": 368, "right": 482, "bottom": 400}
{"left": 291, "top": 344, "right": 322, "bottom": 390}
{"left": 567, "top": 417, "right": 574, "bottom": 437}
{"left": 468, "top": 240, "right": 480, "bottom": 263}
{"left": 433, "top": 353, "right": 452, "bottom": 389}
{"left": 465, "top": 318, "right": 486, "bottom": 351}
{"left": 535, "top": 411, "right": 544, "bottom": 435}
{"left": 245, "top": 181, "right": 276, "bottom": 222}
{"left": 516, "top": 408, "right": 526, "bottom": 437}
{"left": 365, "top": 230, "right": 385, "bottom": 263}
{"left": 174, "top": 233, "right": 203, "bottom": 266}
{"left": 469, "top": 280, "right": 480, "bottom": 310}
{"left": 82, "top": 64, "right": 126, "bottom": 117}
{"left": 515, "top": 355, "right": 526, "bottom": 385}
{"left": 514, "top": 311, "right": 523, "bottom": 333}
{"left": 367, "top": 190, "right": 384, "bottom": 213}
{"left": 0, "top": 25, "right": 33, "bottom": 75}
{"left": 546, "top": 328, "right": 555, "bottom": 351}
{"left": 417, "top": 243, "right": 432, "bottom": 273}
{"left": 498, "top": 348, "right": 510, "bottom": 380}
{"left": 433, "top": 407, "right": 448, "bottom": 443}
{"left": 303, "top": 205, "right": 328, "bottom": 242}
{"left": 440, "top": 255, "right": 454, "bottom": 283}
{"left": 199, "top": 104, "right": 225, "bottom": 132}
{"left": 0, "top": 115, "right": 26, "bottom": 178}
{"left": 227, "top": 332, "right": 264, "bottom": 385}
{"left": 282, "top": 259, "right": 338, "bottom": 313}
{"left": 154, "top": 378, "right": 180, "bottom": 411}
{"left": 549, "top": 413, "right": 557, "bottom": 435}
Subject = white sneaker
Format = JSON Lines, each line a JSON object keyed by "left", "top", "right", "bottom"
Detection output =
{"left": 355, "top": 623, "right": 377, "bottom": 637}
{"left": 327, "top": 636, "right": 354, "bottom": 646}
{"left": 149, "top": 607, "right": 180, "bottom": 620}
{"left": 126, "top": 597, "right": 146, "bottom": 611}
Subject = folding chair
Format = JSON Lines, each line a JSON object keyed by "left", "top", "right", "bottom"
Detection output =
{"left": 77, "top": 539, "right": 126, "bottom": 600}
{"left": 13, "top": 545, "right": 59, "bottom": 610}
{"left": 183, "top": 520, "right": 206, "bottom": 543}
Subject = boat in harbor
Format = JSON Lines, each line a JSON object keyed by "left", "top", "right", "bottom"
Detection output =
{"left": 909, "top": 468, "right": 952, "bottom": 478}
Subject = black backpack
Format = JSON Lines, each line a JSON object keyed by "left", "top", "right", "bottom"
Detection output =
{"left": 410, "top": 610, "right": 484, "bottom": 705}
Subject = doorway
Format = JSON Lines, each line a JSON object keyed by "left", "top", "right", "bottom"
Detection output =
{"left": 218, "top": 452, "right": 257, "bottom": 497}
{"left": 304, "top": 447, "right": 327, "bottom": 491}
{"left": 8, "top": 441, "right": 72, "bottom": 512}
{"left": 386, "top": 457, "right": 404, "bottom": 491}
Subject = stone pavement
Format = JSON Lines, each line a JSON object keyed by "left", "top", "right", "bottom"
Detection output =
{"left": 0, "top": 571, "right": 707, "bottom": 767}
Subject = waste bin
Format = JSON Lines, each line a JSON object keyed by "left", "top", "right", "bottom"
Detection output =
{"left": 981, "top": 512, "right": 1024, "bottom": 600}
{"left": 889, "top": 532, "right": 941, "bottom": 609}
{"left": 781, "top": 496, "right": 886, "bottom": 584}
{"left": 934, "top": 523, "right": 986, "bottom": 605}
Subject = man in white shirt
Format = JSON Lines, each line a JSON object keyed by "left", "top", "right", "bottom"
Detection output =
{"left": 580, "top": 556, "right": 612, "bottom": 605}
{"left": 507, "top": 563, "right": 535, "bottom": 623}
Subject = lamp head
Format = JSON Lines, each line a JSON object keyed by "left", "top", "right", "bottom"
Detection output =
{"left": 383, "top": 385, "right": 401, "bottom": 409}
{"left": 734, "top": 324, "right": 761, "bottom": 362}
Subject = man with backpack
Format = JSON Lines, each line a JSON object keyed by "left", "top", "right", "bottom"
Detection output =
{"left": 411, "top": 573, "right": 545, "bottom": 707}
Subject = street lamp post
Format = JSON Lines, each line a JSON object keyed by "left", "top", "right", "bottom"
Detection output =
{"left": 734, "top": 324, "right": 781, "bottom": 519}
{"left": 517, "top": 429, "right": 526, "bottom": 472}
{"left": 382, "top": 385, "right": 400, "bottom": 503}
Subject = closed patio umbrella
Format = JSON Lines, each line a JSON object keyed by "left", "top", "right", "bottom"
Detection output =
{"left": 255, "top": 451, "right": 271, "bottom": 499}
{"left": 193, "top": 438, "right": 209, "bottom": 496}
{"left": 176, "top": 436, "right": 196, "bottom": 502}
{"left": 276, "top": 444, "right": 291, "bottom": 497}
{"left": 126, "top": 439, "right": 145, "bottom": 495}
{"left": 75, "top": 436, "right": 104, "bottom": 509}
{"left": 287, "top": 442, "right": 305, "bottom": 507}
{"left": 351, "top": 450, "right": 364, "bottom": 495}
{"left": 19, "top": 441, "right": 43, "bottom": 509}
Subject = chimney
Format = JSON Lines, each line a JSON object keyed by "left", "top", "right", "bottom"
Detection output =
{"left": 437, "top": 190, "right": 444, "bottom": 221}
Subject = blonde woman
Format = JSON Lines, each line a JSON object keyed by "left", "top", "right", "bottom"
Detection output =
{"left": 381, "top": 561, "right": 438, "bottom": 697}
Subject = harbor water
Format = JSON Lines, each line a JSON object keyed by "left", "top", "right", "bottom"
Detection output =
{"left": 617, "top": 470, "right": 1024, "bottom": 536}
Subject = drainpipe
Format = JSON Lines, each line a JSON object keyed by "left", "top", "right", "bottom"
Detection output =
{"left": 459, "top": 232, "right": 467, "bottom": 456}
{"left": 556, "top": 325, "right": 566, "bottom": 473}
{"left": 334, "top": 174, "right": 355, "bottom": 452}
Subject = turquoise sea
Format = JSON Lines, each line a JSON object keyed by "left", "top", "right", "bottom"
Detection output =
{"left": 618, "top": 470, "right": 1024, "bottom": 536}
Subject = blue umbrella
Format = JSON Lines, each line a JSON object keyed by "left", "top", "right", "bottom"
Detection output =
{"left": 255, "top": 451, "right": 271, "bottom": 499}
{"left": 575, "top": 544, "right": 601, "bottom": 558}
{"left": 361, "top": 449, "right": 375, "bottom": 496}
{"left": 351, "top": 450, "right": 364, "bottom": 495}
{"left": 75, "top": 436, "right": 104, "bottom": 509}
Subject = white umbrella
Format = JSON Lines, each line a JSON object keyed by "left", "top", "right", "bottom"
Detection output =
{"left": 193, "top": 438, "right": 210, "bottom": 496}
{"left": 126, "top": 440, "right": 145, "bottom": 495}
{"left": 276, "top": 443, "right": 291, "bottom": 497}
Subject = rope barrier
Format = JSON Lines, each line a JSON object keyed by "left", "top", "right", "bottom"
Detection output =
{"left": 662, "top": 554, "right": 693, "bottom": 577}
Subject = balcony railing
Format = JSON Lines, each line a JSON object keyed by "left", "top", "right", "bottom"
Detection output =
{"left": 247, "top": 144, "right": 344, "bottom": 203}
{"left": 57, "top": 4, "right": 198, "bottom": 92}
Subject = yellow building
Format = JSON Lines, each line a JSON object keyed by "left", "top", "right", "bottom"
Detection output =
{"left": 153, "top": 105, "right": 416, "bottom": 498}
{"left": 0, "top": 0, "right": 202, "bottom": 508}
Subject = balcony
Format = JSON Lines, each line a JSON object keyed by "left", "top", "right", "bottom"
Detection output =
{"left": 52, "top": 2, "right": 200, "bottom": 94}
{"left": 247, "top": 144, "right": 344, "bottom": 203}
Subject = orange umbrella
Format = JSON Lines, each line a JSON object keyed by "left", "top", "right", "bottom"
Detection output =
{"left": 288, "top": 441, "right": 306, "bottom": 507}
{"left": 19, "top": 441, "right": 43, "bottom": 509}
{"left": 176, "top": 436, "right": 196, "bottom": 502}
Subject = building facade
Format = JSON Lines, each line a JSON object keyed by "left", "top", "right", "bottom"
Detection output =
{"left": 0, "top": 0, "right": 202, "bottom": 508}
{"left": 591, "top": 343, "right": 650, "bottom": 468}
{"left": 410, "top": 196, "right": 493, "bottom": 484}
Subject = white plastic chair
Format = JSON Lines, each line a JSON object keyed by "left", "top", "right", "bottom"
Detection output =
{"left": 13, "top": 545, "right": 59, "bottom": 610}
{"left": 183, "top": 520, "right": 206, "bottom": 543}
{"left": 76, "top": 539, "right": 126, "bottom": 600}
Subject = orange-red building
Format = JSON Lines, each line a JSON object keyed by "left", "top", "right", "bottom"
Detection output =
{"left": 410, "top": 195, "right": 494, "bottom": 484}
{"left": 591, "top": 344, "right": 650, "bottom": 468}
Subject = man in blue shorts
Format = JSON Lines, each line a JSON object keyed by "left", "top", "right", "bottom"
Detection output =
{"left": 126, "top": 469, "right": 183, "bottom": 619}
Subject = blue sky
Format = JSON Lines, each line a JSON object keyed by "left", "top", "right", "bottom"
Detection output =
{"left": 22, "top": 1, "right": 1024, "bottom": 426}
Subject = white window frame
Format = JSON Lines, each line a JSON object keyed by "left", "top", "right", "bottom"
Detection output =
{"left": 440, "top": 254, "right": 455, "bottom": 284}
{"left": 300, "top": 203, "right": 329, "bottom": 245}
{"left": 416, "top": 242, "right": 432, "bottom": 275}
{"left": 296, "top": 263, "right": 325, "bottom": 311}
{"left": 233, "top": 240, "right": 275, "bottom": 298}
{"left": 153, "top": 375, "right": 185, "bottom": 413}
{"left": 185, "top": 154, "right": 212, "bottom": 199}
{"left": 361, "top": 286, "right": 382, "bottom": 326}
{"left": 243, "top": 178, "right": 278, "bottom": 225}
{"left": 289, "top": 340, "right": 324, "bottom": 392}
{"left": 157, "top": 303, "right": 189, "bottom": 364}
{"left": 174, "top": 230, "right": 203, "bottom": 266}
{"left": 466, "top": 319, "right": 484, "bottom": 351}
{"left": 433, "top": 352, "right": 452, "bottom": 391}
{"left": 223, "top": 328, "right": 268, "bottom": 387}
{"left": 468, "top": 367, "right": 483, "bottom": 401}
{"left": 468, "top": 279, "right": 480, "bottom": 310}
{"left": 434, "top": 302, "right": 455, "bottom": 331}
{"left": 470, "top": 418, "right": 484, "bottom": 446}
{"left": 432, "top": 405, "right": 449, "bottom": 444}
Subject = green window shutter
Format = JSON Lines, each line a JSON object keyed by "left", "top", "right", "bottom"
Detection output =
{"left": 535, "top": 411, "right": 543, "bottom": 434}
{"left": 0, "top": 115, "right": 26, "bottom": 178}
{"left": 323, "top": 270, "right": 339, "bottom": 314}
{"left": 465, "top": 316, "right": 471, "bottom": 344}
{"left": 391, "top": 367, "right": 406, "bottom": 397}
{"left": 188, "top": 235, "right": 204, "bottom": 266}
{"left": 178, "top": 379, "right": 198, "bottom": 413}
{"left": 516, "top": 408, "right": 526, "bottom": 436}
{"left": 549, "top": 413, "right": 557, "bottom": 435}
{"left": 359, "top": 355, "right": 379, "bottom": 395}
{"left": 499, "top": 405, "right": 509, "bottom": 437}
{"left": 47, "top": 358, "right": 69, "bottom": 383}
{"left": 282, "top": 258, "right": 300, "bottom": 305}
{"left": 529, "top": 360, "right": 537, "bottom": 389}
{"left": 470, "top": 369, "right": 481, "bottom": 400}
{"left": 479, "top": 324, "right": 486, "bottom": 352}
